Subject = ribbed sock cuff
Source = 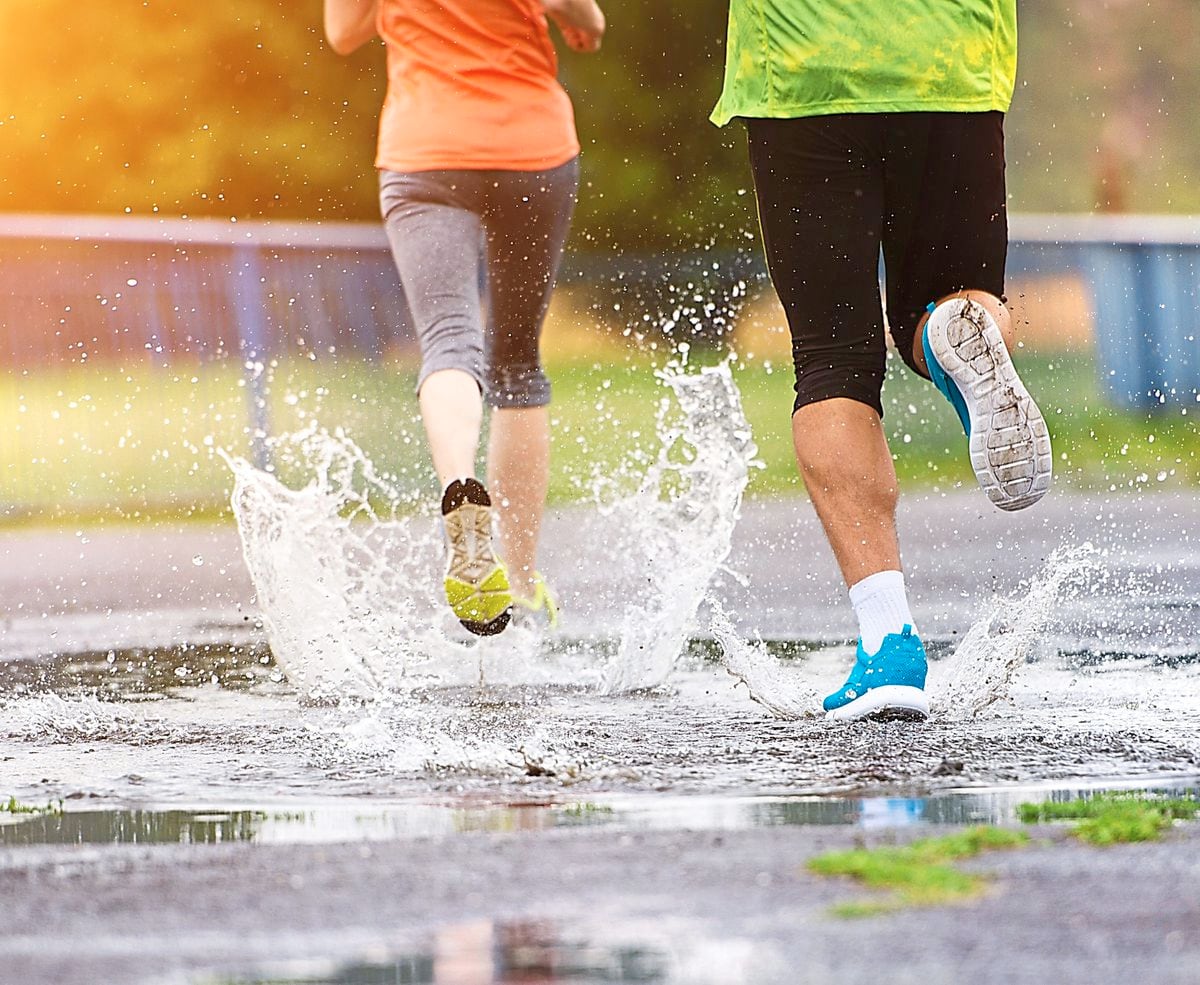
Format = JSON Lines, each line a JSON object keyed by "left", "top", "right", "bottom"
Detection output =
{"left": 849, "top": 569, "right": 915, "bottom": 655}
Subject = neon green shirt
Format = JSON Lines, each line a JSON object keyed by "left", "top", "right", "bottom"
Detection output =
{"left": 711, "top": 0, "right": 1017, "bottom": 125}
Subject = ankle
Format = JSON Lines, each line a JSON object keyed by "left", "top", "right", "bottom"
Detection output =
{"left": 509, "top": 570, "right": 537, "bottom": 601}
{"left": 849, "top": 570, "right": 915, "bottom": 654}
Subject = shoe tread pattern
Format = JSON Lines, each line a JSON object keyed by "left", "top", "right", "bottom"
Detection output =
{"left": 931, "top": 300, "right": 1052, "bottom": 512}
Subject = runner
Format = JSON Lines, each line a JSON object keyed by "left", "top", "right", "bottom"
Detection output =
{"left": 324, "top": 0, "right": 605, "bottom": 636}
{"left": 712, "top": 1, "right": 1053, "bottom": 720}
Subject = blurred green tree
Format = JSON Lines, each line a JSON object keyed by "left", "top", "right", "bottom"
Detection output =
{"left": 0, "top": 0, "right": 385, "bottom": 222}
{"left": 1, "top": 0, "right": 1197, "bottom": 251}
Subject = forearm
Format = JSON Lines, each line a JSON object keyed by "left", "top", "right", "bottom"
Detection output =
{"left": 543, "top": 0, "right": 604, "bottom": 32}
{"left": 324, "top": 0, "right": 379, "bottom": 55}
{"left": 542, "top": 0, "right": 605, "bottom": 52}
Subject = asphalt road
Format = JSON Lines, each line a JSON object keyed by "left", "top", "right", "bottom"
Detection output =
{"left": 2, "top": 490, "right": 1198, "bottom": 985}
{"left": 0, "top": 818, "right": 1197, "bottom": 985}
{"left": 3, "top": 489, "right": 1198, "bottom": 647}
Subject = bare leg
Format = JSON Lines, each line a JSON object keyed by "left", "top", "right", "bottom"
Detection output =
{"left": 792, "top": 397, "right": 901, "bottom": 587}
{"left": 487, "top": 406, "right": 548, "bottom": 600}
{"left": 419, "top": 369, "right": 483, "bottom": 487}
{"left": 911, "top": 289, "right": 1014, "bottom": 375}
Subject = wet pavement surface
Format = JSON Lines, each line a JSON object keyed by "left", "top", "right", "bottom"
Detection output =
{"left": 2, "top": 490, "right": 1200, "bottom": 983}
{"left": 2, "top": 816, "right": 1198, "bottom": 984}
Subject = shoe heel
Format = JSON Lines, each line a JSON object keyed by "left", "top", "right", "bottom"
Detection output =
{"left": 460, "top": 609, "right": 512, "bottom": 637}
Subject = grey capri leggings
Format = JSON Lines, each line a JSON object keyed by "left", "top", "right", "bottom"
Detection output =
{"left": 379, "top": 157, "right": 579, "bottom": 409}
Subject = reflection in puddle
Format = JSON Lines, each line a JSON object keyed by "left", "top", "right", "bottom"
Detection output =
{"left": 3, "top": 778, "right": 1196, "bottom": 847}
{"left": 211, "top": 917, "right": 752, "bottom": 984}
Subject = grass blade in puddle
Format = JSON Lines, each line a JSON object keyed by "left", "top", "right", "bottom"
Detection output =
{"left": 1017, "top": 792, "right": 1200, "bottom": 845}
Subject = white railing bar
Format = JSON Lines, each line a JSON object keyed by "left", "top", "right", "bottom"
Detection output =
{"left": 0, "top": 214, "right": 390, "bottom": 250}
{"left": 1008, "top": 213, "right": 1200, "bottom": 245}
{"left": 1, "top": 212, "right": 1199, "bottom": 248}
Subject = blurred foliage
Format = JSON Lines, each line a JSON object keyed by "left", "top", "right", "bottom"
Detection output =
{"left": 1011, "top": 0, "right": 1200, "bottom": 213}
{"left": 0, "top": 0, "right": 384, "bottom": 222}
{"left": 0, "top": 0, "right": 1198, "bottom": 250}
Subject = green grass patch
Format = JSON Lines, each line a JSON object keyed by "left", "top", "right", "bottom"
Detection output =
{"left": 2, "top": 347, "right": 1198, "bottom": 525}
{"left": 1018, "top": 792, "right": 1200, "bottom": 845}
{"left": 808, "top": 825, "right": 1028, "bottom": 917}
{"left": 2, "top": 796, "right": 63, "bottom": 816}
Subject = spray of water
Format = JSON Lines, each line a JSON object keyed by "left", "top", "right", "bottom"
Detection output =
{"left": 708, "top": 545, "right": 1098, "bottom": 723}
{"left": 599, "top": 360, "right": 760, "bottom": 693}
{"left": 931, "top": 543, "right": 1098, "bottom": 719}
{"left": 222, "top": 424, "right": 447, "bottom": 700}
{"left": 709, "top": 599, "right": 821, "bottom": 718}
{"left": 221, "top": 359, "right": 757, "bottom": 704}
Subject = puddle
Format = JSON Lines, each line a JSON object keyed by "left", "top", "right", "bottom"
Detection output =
{"left": 206, "top": 917, "right": 767, "bottom": 985}
{"left": 4, "top": 777, "right": 1197, "bottom": 847}
{"left": 0, "top": 642, "right": 278, "bottom": 698}
{"left": 2, "top": 368, "right": 1200, "bottom": 859}
{"left": 6, "top": 633, "right": 1196, "bottom": 704}
{"left": 0, "top": 638, "right": 843, "bottom": 702}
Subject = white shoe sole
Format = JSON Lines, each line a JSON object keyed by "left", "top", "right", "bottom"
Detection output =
{"left": 927, "top": 299, "right": 1053, "bottom": 512}
{"left": 825, "top": 685, "right": 930, "bottom": 723}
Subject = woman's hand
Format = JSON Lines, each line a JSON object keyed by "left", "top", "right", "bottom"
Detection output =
{"left": 324, "top": 0, "right": 380, "bottom": 55}
{"left": 542, "top": 0, "right": 605, "bottom": 53}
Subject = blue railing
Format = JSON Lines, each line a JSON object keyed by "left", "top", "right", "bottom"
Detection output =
{"left": 2, "top": 213, "right": 1198, "bottom": 420}
{"left": 1007, "top": 214, "right": 1200, "bottom": 410}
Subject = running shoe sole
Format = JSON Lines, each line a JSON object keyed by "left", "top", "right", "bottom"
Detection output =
{"left": 442, "top": 478, "right": 512, "bottom": 637}
{"left": 824, "top": 685, "right": 930, "bottom": 723}
{"left": 926, "top": 299, "right": 1053, "bottom": 511}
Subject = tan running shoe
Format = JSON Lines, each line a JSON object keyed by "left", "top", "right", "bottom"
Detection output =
{"left": 441, "top": 478, "right": 512, "bottom": 636}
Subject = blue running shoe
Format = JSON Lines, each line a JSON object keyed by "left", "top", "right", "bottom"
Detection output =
{"left": 823, "top": 625, "right": 930, "bottom": 722}
{"left": 923, "top": 298, "right": 1052, "bottom": 512}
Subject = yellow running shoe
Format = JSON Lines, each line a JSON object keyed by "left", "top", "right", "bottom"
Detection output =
{"left": 512, "top": 572, "right": 560, "bottom": 629}
{"left": 441, "top": 478, "right": 512, "bottom": 636}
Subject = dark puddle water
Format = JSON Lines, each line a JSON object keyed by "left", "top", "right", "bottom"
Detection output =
{"left": 0, "top": 638, "right": 841, "bottom": 701}
{"left": 4, "top": 777, "right": 1196, "bottom": 847}
{"left": 8, "top": 638, "right": 1197, "bottom": 701}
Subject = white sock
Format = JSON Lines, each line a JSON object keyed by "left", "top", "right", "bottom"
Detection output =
{"left": 849, "top": 570, "right": 915, "bottom": 655}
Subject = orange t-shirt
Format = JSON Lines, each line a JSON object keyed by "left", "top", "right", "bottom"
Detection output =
{"left": 374, "top": 0, "right": 580, "bottom": 173}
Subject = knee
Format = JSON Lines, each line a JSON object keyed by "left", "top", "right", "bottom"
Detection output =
{"left": 418, "top": 318, "right": 485, "bottom": 393}
{"left": 798, "top": 450, "right": 899, "bottom": 512}
{"left": 791, "top": 400, "right": 898, "bottom": 511}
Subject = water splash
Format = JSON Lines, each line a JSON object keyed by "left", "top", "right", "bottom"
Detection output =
{"left": 0, "top": 693, "right": 151, "bottom": 742}
{"left": 931, "top": 544, "right": 1098, "bottom": 719}
{"left": 600, "top": 361, "right": 759, "bottom": 693}
{"left": 306, "top": 700, "right": 566, "bottom": 778}
{"left": 709, "top": 546, "right": 1098, "bottom": 723}
{"left": 709, "top": 599, "right": 820, "bottom": 718}
{"left": 222, "top": 425, "right": 447, "bottom": 700}
{"left": 222, "top": 360, "right": 758, "bottom": 702}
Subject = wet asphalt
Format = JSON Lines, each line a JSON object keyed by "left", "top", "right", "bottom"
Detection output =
{"left": 1, "top": 819, "right": 1198, "bottom": 984}
{"left": 2, "top": 490, "right": 1199, "bottom": 984}
{"left": 4, "top": 488, "right": 1199, "bottom": 642}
